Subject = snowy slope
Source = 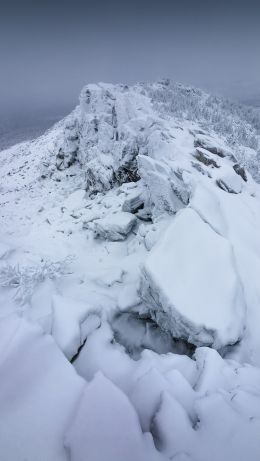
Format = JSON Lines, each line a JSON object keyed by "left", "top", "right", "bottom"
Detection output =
{"left": 1, "top": 81, "right": 260, "bottom": 460}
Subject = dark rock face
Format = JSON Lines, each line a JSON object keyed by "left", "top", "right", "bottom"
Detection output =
{"left": 194, "top": 137, "right": 237, "bottom": 162}
{"left": 233, "top": 163, "right": 247, "bottom": 182}
{"left": 216, "top": 179, "right": 239, "bottom": 194}
{"left": 56, "top": 148, "right": 78, "bottom": 170}
{"left": 193, "top": 148, "right": 220, "bottom": 168}
{"left": 113, "top": 157, "right": 141, "bottom": 185}
{"left": 191, "top": 161, "right": 211, "bottom": 177}
{"left": 194, "top": 138, "right": 225, "bottom": 158}
{"left": 122, "top": 192, "right": 144, "bottom": 214}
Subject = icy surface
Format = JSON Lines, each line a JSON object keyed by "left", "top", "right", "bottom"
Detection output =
{"left": 1, "top": 80, "right": 260, "bottom": 460}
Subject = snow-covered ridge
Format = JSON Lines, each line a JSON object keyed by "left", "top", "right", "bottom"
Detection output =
{"left": 53, "top": 80, "right": 260, "bottom": 185}
{"left": 1, "top": 81, "right": 260, "bottom": 460}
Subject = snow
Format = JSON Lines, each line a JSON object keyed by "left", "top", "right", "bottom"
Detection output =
{"left": 65, "top": 372, "right": 163, "bottom": 461}
{"left": 63, "top": 189, "right": 86, "bottom": 211}
{"left": 73, "top": 321, "right": 260, "bottom": 461}
{"left": 216, "top": 168, "right": 243, "bottom": 194}
{"left": 93, "top": 211, "right": 137, "bottom": 241}
{"left": 0, "top": 241, "right": 12, "bottom": 259}
{"left": 140, "top": 207, "right": 245, "bottom": 348}
{"left": 1, "top": 80, "right": 260, "bottom": 460}
{"left": 51, "top": 294, "right": 92, "bottom": 360}
{"left": 0, "top": 315, "right": 85, "bottom": 461}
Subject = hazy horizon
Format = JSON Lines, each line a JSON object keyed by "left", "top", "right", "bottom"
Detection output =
{"left": 1, "top": 0, "right": 260, "bottom": 148}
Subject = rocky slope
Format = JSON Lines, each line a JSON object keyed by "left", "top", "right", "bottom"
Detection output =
{"left": 1, "top": 81, "right": 260, "bottom": 461}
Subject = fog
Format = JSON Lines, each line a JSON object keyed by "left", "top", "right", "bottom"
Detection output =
{"left": 1, "top": 0, "right": 259, "bottom": 147}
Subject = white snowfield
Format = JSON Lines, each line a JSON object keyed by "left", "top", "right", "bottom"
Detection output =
{"left": 1, "top": 80, "right": 260, "bottom": 460}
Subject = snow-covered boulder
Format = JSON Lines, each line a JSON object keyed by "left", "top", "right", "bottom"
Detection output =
{"left": 93, "top": 212, "right": 136, "bottom": 241}
{"left": 216, "top": 171, "right": 243, "bottom": 194}
{"left": 233, "top": 163, "right": 247, "bottom": 182}
{"left": 138, "top": 155, "right": 191, "bottom": 216}
{"left": 140, "top": 208, "right": 245, "bottom": 348}
{"left": 194, "top": 134, "right": 237, "bottom": 161}
{"left": 121, "top": 189, "right": 144, "bottom": 213}
{"left": 193, "top": 147, "right": 220, "bottom": 169}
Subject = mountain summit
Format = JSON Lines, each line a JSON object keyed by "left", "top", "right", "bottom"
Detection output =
{"left": 1, "top": 81, "right": 260, "bottom": 461}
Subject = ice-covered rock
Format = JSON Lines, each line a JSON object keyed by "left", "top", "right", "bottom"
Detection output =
{"left": 194, "top": 134, "right": 237, "bottom": 161}
{"left": 216, "top": 172, "right": 243, "bottom": 194}
{"left": 56, "top": 117, "right": 79, "bottom": 170}
{"left": 233, "top": 163, "right": 247, "bottom": 181}
{"left": 121, "top": 189, "right": 144, "bottom": 213}
{"left": 140, "top": 208, "right": 245, "bottom": 348}
{"left": 93, "top": 212, "right": 137, "bottom": 241}
{"left": 138, "top": 155, "right": 191, "bottom": 216}
{"left": 193, "top": 147, "right": 220, "bottom": 169}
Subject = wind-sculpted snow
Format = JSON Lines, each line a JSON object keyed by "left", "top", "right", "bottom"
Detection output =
{"left": 65, "top": 372, "right": 164, "bottom": 461}
{"left": 140, "top": 208, "right": 246, "bottom": 349}
{"left": 1, "top": 80, "right": 260, "bottom": 460}
{"left": 0, "top": 315, "right": 85, "bottom": 461}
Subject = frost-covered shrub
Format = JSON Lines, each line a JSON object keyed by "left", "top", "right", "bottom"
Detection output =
{"left": 146, "top": 81, "right": 260, "bottom": 154}
{"left": 142, "top": 81, "right": 260, "bottom": 181}
{"left": 0, "top": 256, "right": 74, "bottom": 304}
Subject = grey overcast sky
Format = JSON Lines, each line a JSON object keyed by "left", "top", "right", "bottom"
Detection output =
{"left": 1, "top": 0, "right": 260, "bottom": 118}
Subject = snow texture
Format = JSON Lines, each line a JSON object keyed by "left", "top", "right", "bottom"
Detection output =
{"left": 1, "top": 80, "right": 260, "bottom": 460}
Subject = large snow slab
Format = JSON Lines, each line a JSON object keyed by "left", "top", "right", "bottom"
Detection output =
{"left": 190, "top": 182, "right": 260, "bottom": 365}
{"left": 65, "top": 372, "right": 163, "bottom": 461}
{"left": 0, "top": 315, "right": 85, "bottom": 461}
{"left": 140, "top": 208, "right": 245, "bottom": 348}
